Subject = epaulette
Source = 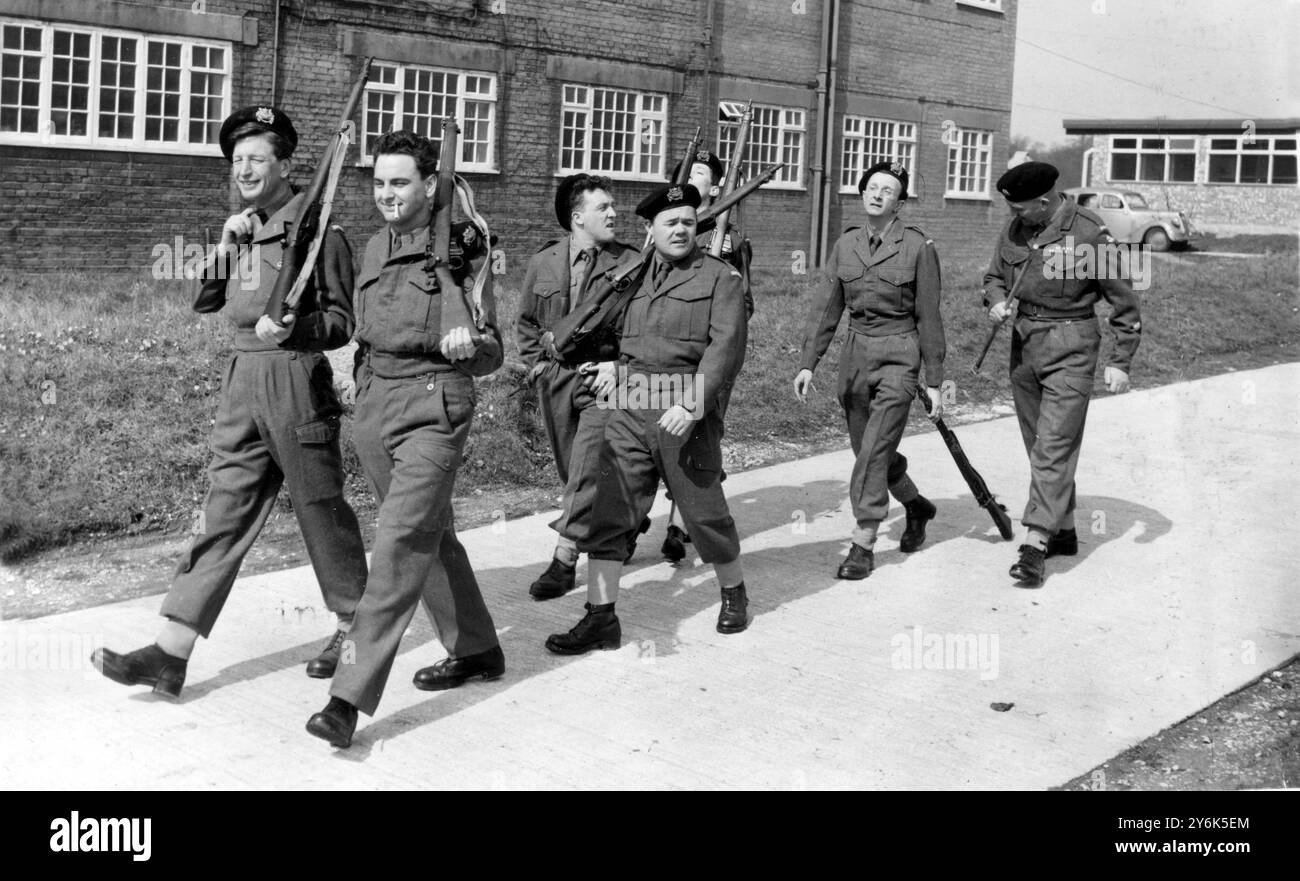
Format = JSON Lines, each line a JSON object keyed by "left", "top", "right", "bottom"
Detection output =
{"left": 905, "top": 223, "right": 935, "bottom": 246}
{"left": 844, "top": 225, "right": 862, "bottom": 234}
{"left": 537, "top": 238, "right": 561, "bottom": 254}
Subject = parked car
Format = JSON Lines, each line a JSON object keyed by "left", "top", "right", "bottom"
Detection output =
{"left": 1063, "top": 186, "right": 1195, "bottom": 251}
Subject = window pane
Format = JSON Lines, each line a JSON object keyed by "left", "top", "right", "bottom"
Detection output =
{"left": 1210, "top": 138, "right": 1237, "bottom": 150}
{"left": 1275, "top": 139, "right": 1296, "bottom": 151}
{"left": 1111, "top": 153, "right": 1137, "bottom": 180}
{"left": 145, "top": 40, "right": 184, "bottom": 142}
{"left": 51, "top": 30, "right": 92, "bottom": 137}
{"left": 1272, "top": 154, "right": 1297, "bottom": 185}
{"left": 1239, "top": 153, "right": 1268, "bottom": 183}
{"left": 1113, "top": 138, "right": 1136, "bottom": 149}
{"left": 1207, "top": 153, "right": 1236, "bottom": 183}
{"left": 1169, "top": 152, "right": 1195, "bottom": 182}
{"left": 1139, "top": 153, "right": 1164, "bottom": 181}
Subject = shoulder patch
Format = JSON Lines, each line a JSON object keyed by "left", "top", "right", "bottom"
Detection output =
{"left": 904, "top": 223, "right": 928, "bottom": 237}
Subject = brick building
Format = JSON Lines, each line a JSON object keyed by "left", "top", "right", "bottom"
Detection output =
{"left": 1065, "top": 117, "right": 1299, "bottom": 235}
{"left": 1, "top": 0, "right": 1019, "bottom": 278}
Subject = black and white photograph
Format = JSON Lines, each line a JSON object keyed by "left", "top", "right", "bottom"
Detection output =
{"left": 0, "top": 0, "right": 1296, "bottom": 816}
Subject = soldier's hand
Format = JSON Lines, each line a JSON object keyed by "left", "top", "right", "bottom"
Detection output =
{"left": 658, "top": 404, "right": 697, "bottom": 437}
{"left": 988, "top": 300, "right": 1012, "bottom": 324}
{"left": 254, "top": 313, "right": 295, "bottom": 344}
{"left": 440, "top": 326, "right": 478, "bottom": 361}
{"left": 221, "top": 207, "right": 260, "bottom": 246}
{"left": 793, "top": 369, "right": 815, "bottom": 402}
{"left": 527, "top": 361, "right": 549, "bottom": 384}
{"left": 925, "top": 386, "right": 943, "bottom": 423}
{"left": 1104, "top": 366, "right": 1130, "bottom": 394}
{"left": 583, "top": 361, "right": 618, "bottom": 400}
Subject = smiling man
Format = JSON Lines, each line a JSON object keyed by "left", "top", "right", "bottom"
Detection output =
{"left": 91, "top": 105, "right": 368, "bottom": 697}
{"left": 305, "top": 130, "right": 504, "bottom": 748}
{"left": 794, "top": 160, "right": 946, "bottom": 581}
{"left": 545, "top": 183, "right": 751, "bottom": 654}
{"left": 517, "top": 174, "right": 640, "bottom": 600}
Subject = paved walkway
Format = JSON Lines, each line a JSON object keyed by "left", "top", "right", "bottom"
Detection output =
{"left": 3, "top": 365, "right": 1297, "bottom": 789}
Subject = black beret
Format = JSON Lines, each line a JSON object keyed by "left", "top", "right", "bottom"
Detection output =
{"left": 670, "top": 149, "right": 725, "bottom": 184}
{"left": 996, "top": 161, "right": 1059, "bottom": 202}
{"left": 554, "top": 173, "right": 585, "bottom": 231}
{"left": 857, "top": 160, "right": 909, "bottom": 199}
{"left": 218, "top": 105, "right": 298, "bottom": 161}
{"left": 636, "top": 183, "right": 701, "bottom": 221}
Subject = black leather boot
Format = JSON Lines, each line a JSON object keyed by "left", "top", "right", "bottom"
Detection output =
{"left": 305, "top": 629, "right": 348, "bottom": 679}
{"left": 899, "top": 496, "right": 937, "bottom": 553}
{"left": 306, "top": 697, "right": 358, "bottom": 748}
{"left": 1046, "top": 527, "right": 1078, "bottom": 558}
{"left": 1010, "top": 545, "right": 1047, "bottom": 586}
{"left": 662, "top": 524, "right": 691, "bottom": 562}
{"left": 413, "top": 645, "right": 505, "bottom": 691}
{"left": 91, "top": 644, "right": 187, "bottom": 697}
{"left": 716, "top": 583, "right": 749, "bottom": 634}
{"left": 529, "top": 557, "right": 577, "bottom": 601}
{"left": 545, "top": 603, "right": 621, "bottom": 655}
{"left": 836, "top": 544, "right": 874, "bottom": 580}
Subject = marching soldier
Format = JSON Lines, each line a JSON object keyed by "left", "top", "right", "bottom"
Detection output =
{"left": 517, "top": 174, "right": 640, "bottom": 600}
{"left": 794, "top": 160, "right": 945, "bottom": 580}
{"left": 546, "top": 183, "right": 750, "bottom": 654}
{"left": 660, "top": 150, "right": 754, "bottom": 563}
{"left": 91, "top": 106, "right": 368, "bottom": 698}
{"left": 983, "top": 161, "right": 1141, "bottom": 586}
{"left": 306, "top": 130, "right": 504, "bottom": 748}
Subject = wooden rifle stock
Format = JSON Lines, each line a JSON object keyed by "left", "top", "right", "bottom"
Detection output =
{"left": 429, "top": 118, "right": 482, "bottom": 344}
{"left": 266, "top": 57, "right": 371, "bottom": 323}
{"left": 709, "top": 103, "right": 752, "bottom": 259}
{"left": 971, "top": 262, "right": 1029, "bottom": 374}
{"left": 917, "top": 385, "right": 1015, "bottom": 540}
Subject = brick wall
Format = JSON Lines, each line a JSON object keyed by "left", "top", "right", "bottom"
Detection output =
{"left": 1, "top": 0, "right": 1020, "bottom": 283}
{"left": 1086, "top": 134, "right": 1300, "bottom": 233}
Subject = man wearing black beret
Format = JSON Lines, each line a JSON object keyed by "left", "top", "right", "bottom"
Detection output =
{"left": 93, "top": 105, "right": 368, "bottom": 698}
{"left": 546, "top": 183, "right": 752, "bottom": 652}
{"left": 983, "top": 161, "right": 1142, "bottom": 586}
{"left": 794, "top": 160, "right": 947, "bottom": 580}
{"left": 658, "top": 149, "right": 755, "bottom": 564}
{"left": 517, "top": 173, "right": 640, "bottom": 600}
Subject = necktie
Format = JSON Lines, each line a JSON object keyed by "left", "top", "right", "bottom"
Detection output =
{"left": 868, "top": 234, "right": 881, "bottom": 255}
{"left": 575, "top": 246, "right": 598, "bottom": 301}
{"left": 654, "top": 260, "right": 671, "bottom": 291}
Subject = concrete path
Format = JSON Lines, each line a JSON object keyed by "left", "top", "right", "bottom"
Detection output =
{"left": 3, "top": 365, "right": 1297, "bottom": 790}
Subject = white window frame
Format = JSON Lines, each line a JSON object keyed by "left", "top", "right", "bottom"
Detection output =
{"left": 956, "top": 0, "right": 1004, "bottom": 12}
{"left": 944, "top": 126, "right": 993, "bottom": 199}
{"left": 1108, "top": 134, "right": 1196, "bottom": 183}
{"left": 718, "top": 101, "right": 806, "bottom": 190}
{"left": 839, "top": 115, "right": 917, "bottom": 194}
{"left": 0, "top": 17, "right": 230, "bottom": 155}
{"left": 358, "top": 60, "right": 498, "bottom": 173}
{"left": 557, "top": 83, "right": 666, "bottom": 181}
{"left": 1207, "top": 134, "right": 1298, "bottom": 186}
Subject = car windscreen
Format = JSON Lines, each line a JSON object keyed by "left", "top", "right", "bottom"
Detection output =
{"left": 1123, "top": 192, "right": 1150, "bottom": 210}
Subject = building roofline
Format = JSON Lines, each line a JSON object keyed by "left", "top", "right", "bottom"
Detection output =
{"left": 1063, "top": 117, "right": 1300, "bottom": 135}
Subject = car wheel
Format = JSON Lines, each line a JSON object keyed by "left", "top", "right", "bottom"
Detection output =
{"left": 1144, "top": 228, "right": 1171, "bottom": 252}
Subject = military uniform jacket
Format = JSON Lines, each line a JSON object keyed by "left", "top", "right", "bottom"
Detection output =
{"left": 195, "top": 191, "right": 355, "bottom": 353}
{"left": 799, "top": 221, "right": 945, "bottom": 386}
{"left": 698, "top": 226, "right": 754, "bottom": 319}
{"left": 982, "top": 197, "right": 1141, "bottom": 372}
{"left": 620, "top": 247, "right": 748, "bottom": 418}
{"left": 354, "top": 224, "right": 503, "bottom": 378}
{"left": 516, "top": 236, "right": 639, "bottom": 369}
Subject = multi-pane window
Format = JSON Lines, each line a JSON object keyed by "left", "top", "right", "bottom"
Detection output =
{"left": 945, "top": 127, "right": 992, "bottom": 197}
{"left": 361, "top": 61, "right": 497, "bottom": 171}
{"left": 0, "top": 18, "right": 228, "bottom": 152}
{"left": 840, "top": 116, "right": 916, "bottom": 192}
{"left": 1109, "top": 136, "right": 1196, "bottom": 182}
{"left": 1208, "top": 136, "right": 1298, "bottom": 185}
{"left": 717, "top": 101, "right": 805, "bottom": 189}
{"left": 559, "top": 84, "right": 665, "bottom": 179}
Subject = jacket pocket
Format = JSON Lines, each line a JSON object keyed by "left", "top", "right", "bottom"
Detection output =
{"left": 665, "top": 286, "right": 713, "bottom": 341}
{"left": 292, "top": 413, "right": 344, "bottom": 503}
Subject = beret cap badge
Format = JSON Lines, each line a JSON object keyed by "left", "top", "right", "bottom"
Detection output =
{"left": 668, "top": 186, "right": 683, "bottom": 201}
{"left": 255, "top": 107, "right": 275, "bottom": 125}
{"left": 890, "top": 160, "right": 905, "bottom": 175}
